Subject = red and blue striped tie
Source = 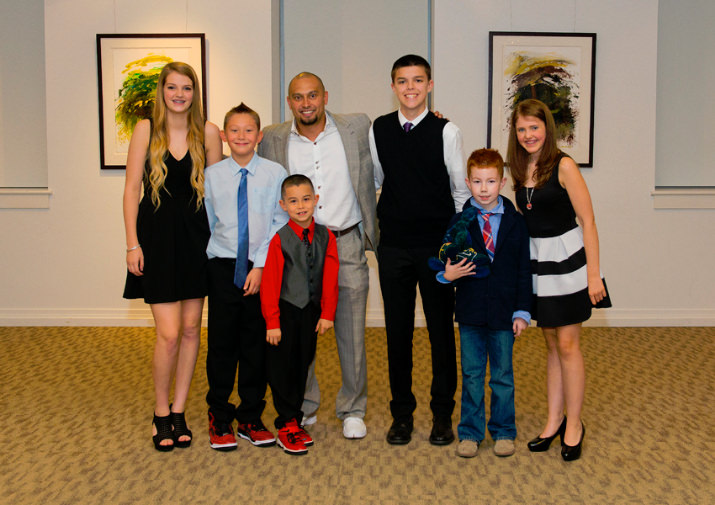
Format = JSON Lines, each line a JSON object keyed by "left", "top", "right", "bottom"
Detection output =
{"left": 481, "top": 212, "right": 495, "bottom": 261}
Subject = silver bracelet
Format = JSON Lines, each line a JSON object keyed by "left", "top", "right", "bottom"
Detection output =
{"left": 126, "top": 244, "right": 141, "bottom": 252}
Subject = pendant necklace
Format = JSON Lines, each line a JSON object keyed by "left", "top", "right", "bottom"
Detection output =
{"left": 526, "top": 187, "right": 534, "bottom": 210}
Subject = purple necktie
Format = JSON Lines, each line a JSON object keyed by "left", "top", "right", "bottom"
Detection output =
{"left": 404, "top": 122, "right": 413, "bottom": 132}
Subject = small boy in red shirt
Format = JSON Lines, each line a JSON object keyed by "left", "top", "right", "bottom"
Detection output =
{"left": 260, "top": 174, "right": 339, "bottom": 455}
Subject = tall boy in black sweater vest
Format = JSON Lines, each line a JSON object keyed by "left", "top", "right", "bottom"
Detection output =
{"left": 369, "top": 54, "right": 470, "bottom": 445}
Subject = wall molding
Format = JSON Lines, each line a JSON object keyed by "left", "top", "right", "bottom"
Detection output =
{"left": 1, "top": 308, "right": 713, "bottom": 327}
{"left": 0, "top": 188, "right": 52, "bottom": 209}
{"left": 651, "top": 188, "right": 715, "bottom": 209}
{"left": 368, "top": 309, "right": 715, "bottom": 328}
{"left": 0, "top": 308, "right": 164, "bottom": 327}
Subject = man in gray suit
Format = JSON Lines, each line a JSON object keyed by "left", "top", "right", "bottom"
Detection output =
{"left": 258, "top": 72, "right": 377, "bottom": 439}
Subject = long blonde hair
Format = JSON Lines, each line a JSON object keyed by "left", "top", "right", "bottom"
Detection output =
{"left": 148, "top": 62, "right": 206, "bottom": 209}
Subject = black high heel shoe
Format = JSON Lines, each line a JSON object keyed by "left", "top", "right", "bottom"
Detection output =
{"left": 561, "top": 422, "right": 585, "bottom": 461}
{"left": 170, "top": 404, "right": 192, "bottom": 449}
{"left": 527, "top": 416, "right": 567, "bottom": 452}
{"left": 152, "top": 413, "right": 175, "bottom": 452}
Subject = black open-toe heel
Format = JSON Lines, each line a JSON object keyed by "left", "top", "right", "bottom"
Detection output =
{"left": 170, "top": 405, "right": 192, "bottom": 449}
{"left": 527, "top": 416, "right": 566, "bottom": 452}
{"left": 152, "top": 413, "right": 175, "bottom": 452}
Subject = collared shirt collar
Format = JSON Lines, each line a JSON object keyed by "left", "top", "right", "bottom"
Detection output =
{"left": 290, "top": 111, "right": 336, "bottom": 139}
{"left": 469, "top": 195, "right": 505, "bottom": 215}
{"left": 398, "top": 107, "right": 429, "bottom": 129}
{"left": 287, "top": 217, "right": 315, "bottom": 239}
{"left": 228, "top": 152, "right": 259, "bottom": 176}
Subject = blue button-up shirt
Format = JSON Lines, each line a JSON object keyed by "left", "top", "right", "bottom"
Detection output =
{"left": 204, "top": 154, "right": 288, "bottom": 268}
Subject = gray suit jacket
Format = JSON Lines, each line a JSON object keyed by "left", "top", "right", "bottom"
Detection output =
{"left": 258, "top": 111, "right": 378, "bottom": 252}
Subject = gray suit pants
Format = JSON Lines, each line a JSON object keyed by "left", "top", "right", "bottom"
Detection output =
{"left": 302, "top": 227, "right": 369, "bottom": 419}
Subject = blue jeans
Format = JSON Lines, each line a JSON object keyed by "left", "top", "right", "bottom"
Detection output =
{"left": 457, "top": 324, "right": 516, "bottom": 442}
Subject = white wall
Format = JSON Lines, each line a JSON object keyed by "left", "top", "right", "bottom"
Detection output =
{"left": 432, "top": 0, "right": 714, "bottom": 326}
{"left": 283, "top": 0, "right": 429, "bottom": 122}
{"left": 0, "top": 0, "right": 274, "bottom": 325}
{"left": 655, "top": 0, "right": 715, "bottom": 187}
{"left": 0, "top": 0, "right": 48, "bottom": 187}
{"left": 0, "top": 0, "right": 713, "bottom": 326}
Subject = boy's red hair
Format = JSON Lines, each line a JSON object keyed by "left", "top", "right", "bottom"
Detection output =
{"left": 467, "top": 148, "right": 504, "bottom": 179}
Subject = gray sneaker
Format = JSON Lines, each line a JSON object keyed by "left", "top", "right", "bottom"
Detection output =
{"left": 494, "top": 439, "right": 516, "bottom": 457}
{"left": 456, "top": 439, "right": 479, "bottom": 458}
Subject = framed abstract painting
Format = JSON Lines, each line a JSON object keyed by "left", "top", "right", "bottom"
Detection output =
{"left": 488, "top": 32, "right": 596, "bottom": 167}
{"left": 96, "top": 33, "right": 206, "bottom": 170}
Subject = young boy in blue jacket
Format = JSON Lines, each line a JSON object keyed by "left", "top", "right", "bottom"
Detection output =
{"left": 437, "top": 148, "right": 531, "bottom": 459}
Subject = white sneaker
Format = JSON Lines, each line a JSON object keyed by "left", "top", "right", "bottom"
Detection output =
{"left": 342, "top": 416, "right": 367, "bottom": 439}
{"left": 301, "top": 414, "right": 317, "bottom": 426}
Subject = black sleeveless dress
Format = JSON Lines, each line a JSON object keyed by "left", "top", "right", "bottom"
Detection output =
{"left": 515, "top": 154, "right": 611, "bottom": 327}
{"left": 123, "top": 151, "right": 210, "bottom": 304}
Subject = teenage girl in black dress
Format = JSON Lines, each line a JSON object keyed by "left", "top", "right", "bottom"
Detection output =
{"left": 123, "top": 62, "right": 222, "bottom": 451}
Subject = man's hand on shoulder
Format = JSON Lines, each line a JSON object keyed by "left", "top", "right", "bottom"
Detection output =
{"left": 432, "top": 110, "right": 450, "bottom": 121}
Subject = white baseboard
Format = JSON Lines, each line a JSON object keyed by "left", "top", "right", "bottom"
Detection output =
{"left": 0, "top": 308, "right": 204, "bottom": 327}
{"left": 367, "top": 308, "right": 715, "bottom": 328}
{"left": 582, "top": 308, "right": 715, "bottom": 327}
{"left": 0, "top": 308, "right": 713, "bottom": 327}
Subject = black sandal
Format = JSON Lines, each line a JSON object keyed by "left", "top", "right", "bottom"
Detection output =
{"left": 152, "top": 413, "right": 175, "bottom": 452}
{"left": 170, "top": 406, "right": 192, "bottom": 448}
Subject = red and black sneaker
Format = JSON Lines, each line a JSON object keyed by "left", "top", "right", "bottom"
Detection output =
{"left": 236, "top": 419, "right": 277, "bottom": 447}
{"left": 208, "top": 412, "right": 237, "bottom": 451}
{"left": 277, "top": 419, "right": 309, "bottom": 455}
{"left": 296, "top": 424, "right": 313, "bottom": 447}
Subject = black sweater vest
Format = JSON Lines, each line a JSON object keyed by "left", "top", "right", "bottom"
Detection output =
{"left": 277, "top": 224, "right": 328, "bottom": 309}
{"left": 373, "top": 111, "right": 454, "bottom": 247}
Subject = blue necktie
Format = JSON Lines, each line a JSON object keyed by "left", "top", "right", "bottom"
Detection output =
{"left": 234, "top": 168, "right": 249, "bottom": 288}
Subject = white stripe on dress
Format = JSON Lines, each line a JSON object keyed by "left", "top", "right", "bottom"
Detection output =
{"left": 532, "top": 265, "right": 588, "bottom": 297}
{"left": 530, "top": 226, "right": 583, "bottom": 263}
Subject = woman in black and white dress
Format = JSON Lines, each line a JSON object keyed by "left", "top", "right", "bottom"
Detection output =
{"left": 507, "top": 99, "right": 611, "bottom": 461}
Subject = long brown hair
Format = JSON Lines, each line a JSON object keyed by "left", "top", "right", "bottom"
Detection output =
{"left": 506, "top": 99, "right": 562, "bottom": 190}
{"left": 148, "top": 62, "right": 206, "bottom": 209}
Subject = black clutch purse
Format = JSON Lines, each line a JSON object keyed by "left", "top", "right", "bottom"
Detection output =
{"left": 594, "top": 277, "right": 612, "bottom": 309}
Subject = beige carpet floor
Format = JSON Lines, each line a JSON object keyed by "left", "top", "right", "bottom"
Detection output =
{"left": 1, "top": 326, "right": 713, "bottom": 505}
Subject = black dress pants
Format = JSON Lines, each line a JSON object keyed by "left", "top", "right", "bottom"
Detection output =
{"left": 266, "top": 300, "right": 320, "bottom": 429}
{"left": 206, "top": 258, "right": 267, "bottom": 424}
{"left": 377, "top": 244, "right": 457, "bottom": 421}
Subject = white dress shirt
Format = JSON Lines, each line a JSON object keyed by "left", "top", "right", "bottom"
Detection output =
{"left": 369, "top": 107, "right": 470, "bottom": 212}
{"left": 288, "top": 112, "right": 362, "bottom": 231}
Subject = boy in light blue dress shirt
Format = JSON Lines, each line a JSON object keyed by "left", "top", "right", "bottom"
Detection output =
{"left": 203, "top": 103, "right": 288, "bottom": 451}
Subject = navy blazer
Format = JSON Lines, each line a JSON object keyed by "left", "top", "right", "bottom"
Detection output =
{"left": 450, "top": 196, "right": 532, "bottom": 330}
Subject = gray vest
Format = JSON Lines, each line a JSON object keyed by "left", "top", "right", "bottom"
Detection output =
{"left": 277, "top": 223, "right": 329, "bottom": 309}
